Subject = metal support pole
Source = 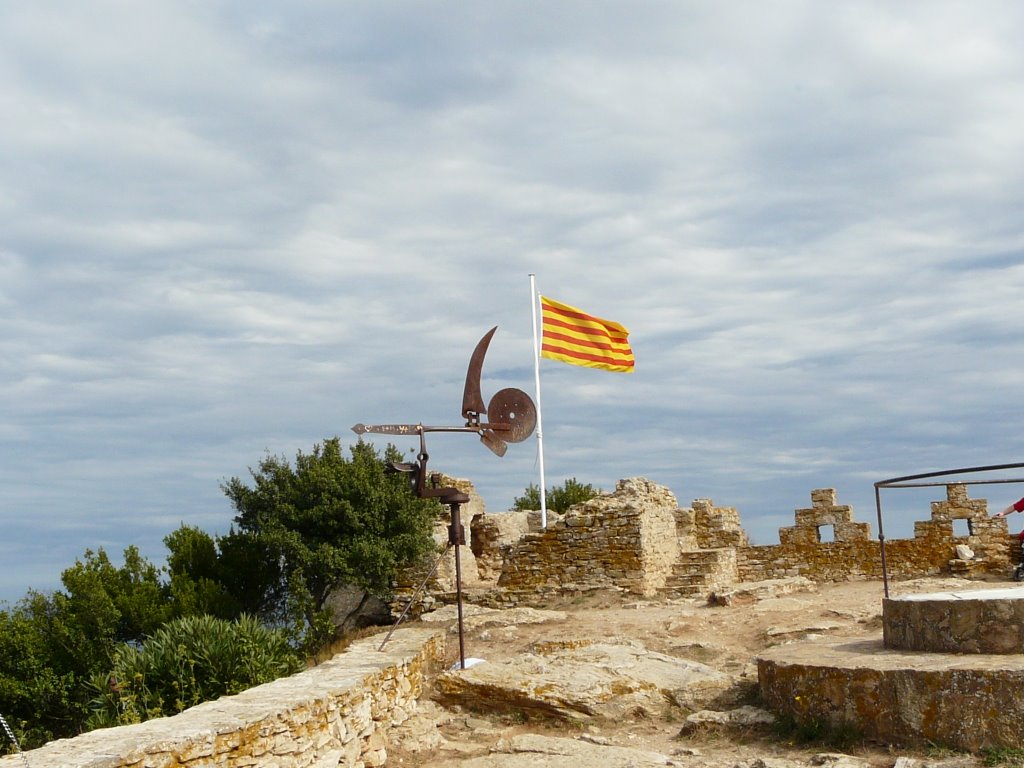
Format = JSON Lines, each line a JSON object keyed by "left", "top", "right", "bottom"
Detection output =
{"left": 449, "top": 501, "right": 466, "bottom": 670}
{"left": 874, "top": 485, "right": 889, "bottom": 599}
{"left": 379, "top": 542, "right": 452, "bottom": 652}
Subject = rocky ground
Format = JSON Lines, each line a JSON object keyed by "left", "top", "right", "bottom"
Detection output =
{"left": 383, "top": 576, "right": 1017, "bottom": 768}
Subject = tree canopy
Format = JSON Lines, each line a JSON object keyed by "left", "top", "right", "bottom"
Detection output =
{"left": 512, "top": 477, "right": 600, "bottom": 515}
{"left": 221, "top": 438, "right": 440, "bottom": 647}
{"left": 0, "top": 546, "right": 173, "bottom": 749}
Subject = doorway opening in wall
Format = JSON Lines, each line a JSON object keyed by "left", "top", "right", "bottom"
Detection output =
{"left": 817, "top": 524, "right": 835, "bottom": 543}
{"left": 952, "top": 518, "right": 972, "bottom": 538}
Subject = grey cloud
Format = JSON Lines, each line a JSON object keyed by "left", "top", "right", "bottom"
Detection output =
{"left": 5, "top": 1, "right": 1024, "bottom": 602}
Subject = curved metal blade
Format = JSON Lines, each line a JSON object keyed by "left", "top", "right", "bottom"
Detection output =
{"left": 479, "top": 429, "right": 508, "bottom": 456}
{"left": 462, "top": 326, "right": 498, "bottom": 420}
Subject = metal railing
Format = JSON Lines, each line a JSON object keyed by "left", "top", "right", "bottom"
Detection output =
{"left": 0, "top": 711, "right": 30, "bottom": 767}
{"left": 874, "top": 462, "right": 1024, "bottom": 598}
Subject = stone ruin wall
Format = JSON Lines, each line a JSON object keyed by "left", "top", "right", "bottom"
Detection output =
{"left": 463, "top": 478, "right": 1020, "bottom": 599}
{"left": 460, "top": 478, "right": 754, "bottom": 602}
{"left": 737, "top": 483, "right": 1013, "bottom": 583}
{"left": 692, "top": 497, "right": 749, "bottom": 550}
{"left": 492, "top": 477, "right": 680, "bottom": 598}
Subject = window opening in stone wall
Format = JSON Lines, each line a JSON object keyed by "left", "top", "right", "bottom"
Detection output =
{"left": 952, "top": 518, "right": 972, "bottom": 538}
{"left": 817, "top": 524, "right": 835, "bottom": 543}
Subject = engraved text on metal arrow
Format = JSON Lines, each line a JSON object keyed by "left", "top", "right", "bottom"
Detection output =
{"left": 352, "top": 423, "right": 511, "bottom": 436}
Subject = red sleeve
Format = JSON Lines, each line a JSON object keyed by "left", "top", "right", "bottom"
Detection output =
{"left": 1013, "top": 497, "right": 1024, "bottom": 512}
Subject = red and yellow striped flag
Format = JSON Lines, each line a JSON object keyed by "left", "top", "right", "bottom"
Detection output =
{"left": 540, "top": 296, "right": 634, "bottom": 373}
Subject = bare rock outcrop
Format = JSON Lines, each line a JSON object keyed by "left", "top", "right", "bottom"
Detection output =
{"left": 433, "top": 639, "right": 735, "bottom": 721}
{"left": 707, "top": 576, "right": 818, "bottom": 606}
{"left": 432, "top": 734, "right": 677, "bottom": 768}
{"left": 419, "top": 603, "right": 567, "bottom": 632}
{"left": 678, "top": 704, "right": 776, "bottom": 734}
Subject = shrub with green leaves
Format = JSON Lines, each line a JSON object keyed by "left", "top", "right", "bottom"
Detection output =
{"left": 512, "top": 477, "right": 600, "bottom": 515}
{"left": 87, "top": 614, "right": 302, "bottom": 729}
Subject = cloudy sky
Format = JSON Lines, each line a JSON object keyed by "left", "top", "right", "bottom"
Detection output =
{"left": 3, "top": 1, "right": 1024, "bottom": 603}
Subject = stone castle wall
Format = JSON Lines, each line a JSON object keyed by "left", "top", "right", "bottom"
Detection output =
{"left": 470, "top": 509, "right": 534, "bottom": 581}
{"left": 467, "top": 479, "right": 1019, "bottom": 599}
{"left": 494, "top": 477, "right": 680, "bottom": 598}
{"left": 693, "top": 498, "right": 749, "bottom": 549}
{"left": 0, "top": 628, "right": 445, "bottom": 768}
{"left": 737, "top": 484, "right": 1013, "bottom": 583}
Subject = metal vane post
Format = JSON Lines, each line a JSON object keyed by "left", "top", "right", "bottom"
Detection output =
{"left": 354, "top": 327, "right": 537, "bottom": 669}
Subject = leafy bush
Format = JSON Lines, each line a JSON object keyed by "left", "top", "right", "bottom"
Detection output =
{"left": 87, "top": 614, "right": 302, "bottom": 729}
{"left": 512, "top": 477, "right": 600, "bottom": 515}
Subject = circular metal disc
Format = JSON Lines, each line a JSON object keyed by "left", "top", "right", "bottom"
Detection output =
{"left": 487, "top": 388, "right": 537, "bottom": 442}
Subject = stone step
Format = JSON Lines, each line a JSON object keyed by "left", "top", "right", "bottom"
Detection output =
{"left": 660, "top": 548, "right": 739, "bottom": 598}
{"left": 659, "top": 582, "right": 704, "bottom": 597}
{"left": 665, "top": 569, "right": 708, "bottom": 584}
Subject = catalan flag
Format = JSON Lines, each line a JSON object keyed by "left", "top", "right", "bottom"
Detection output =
{"left": 540, "top": 295, "right": 634, "bottom": 373}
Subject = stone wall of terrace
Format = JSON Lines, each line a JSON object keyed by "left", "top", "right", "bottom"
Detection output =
{"left": 0, "top": 628, "right": 445, "bottom": 768}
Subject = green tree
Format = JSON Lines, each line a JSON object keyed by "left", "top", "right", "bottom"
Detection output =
{"left": 0, "top": 546, "right": 172, "bottom": 748}
{"left": 512, "top": 477, "right": 600, "bottom": 515}
{"left": 221, "top": 438, "right": 440, "bottom": 650}
{"left": 165, "top": 525, "right": 219, "bottom": 582}
{"left": 163, "top": 525, "right": 237, "bottom": 620}
{"left": 86, "top": 614, "right": 302, "bottom": 729}
{"left": 61, "top": 547, "right": 171, "bottom": 646}
{"left": 0, "top": 599, "right": 79, "bottom": 750}
{"left": 215, "top": 528, "right": 288, "bottom": 623}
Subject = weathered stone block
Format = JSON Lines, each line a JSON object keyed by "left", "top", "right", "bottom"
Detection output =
{"left": 759, "top": 636, "right": 1024, "bottom": 751}
{"left": 883, "top": 588, "right": 1024, "bottom": 654}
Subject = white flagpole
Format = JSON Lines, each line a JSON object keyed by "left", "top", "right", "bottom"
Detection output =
{"left": 529, "top": 273, "right": 548, "bottom": 528}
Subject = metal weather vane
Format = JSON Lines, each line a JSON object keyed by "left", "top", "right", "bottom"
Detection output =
{"left": 353, "top": 326, "right": 536, "bottom": 460}
{"left": 353, "top": 326, "right": 537, "bottom": 666}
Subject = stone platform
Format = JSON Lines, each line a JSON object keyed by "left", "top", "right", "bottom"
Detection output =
{"left": 758, "top": 586, "right": 1024, "bottom": 751}
{"left": 758, "top": 636, "right": 1024, "bottom": 751}
{"left": 883, "top": 587, "right": 1024, "bottom": 653}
